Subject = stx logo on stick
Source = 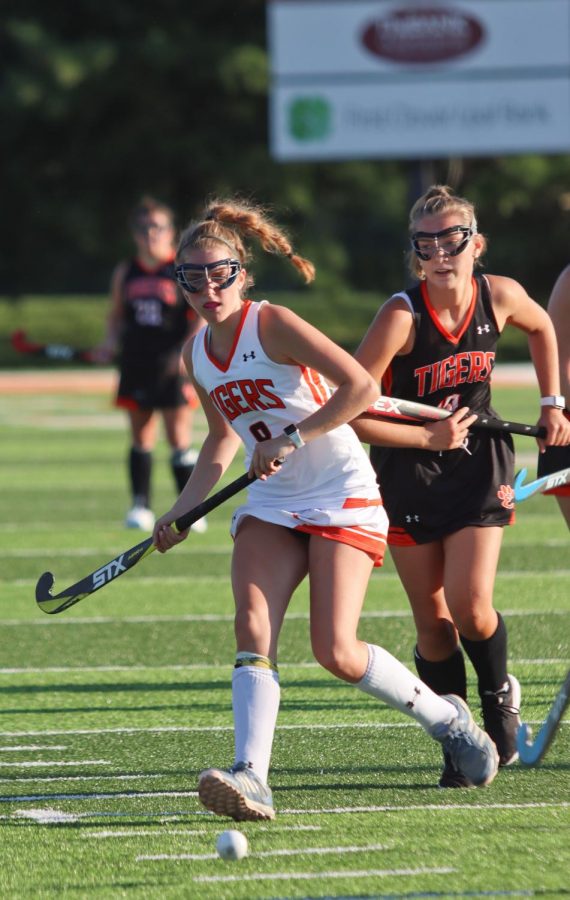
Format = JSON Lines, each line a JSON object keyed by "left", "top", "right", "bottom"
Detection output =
{"left": 92, "top": 556, "right": 127, "bottom": 590}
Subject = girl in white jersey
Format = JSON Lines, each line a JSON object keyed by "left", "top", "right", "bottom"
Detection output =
{"left": 152, "top": 197, "right": 499, "bottom": 821}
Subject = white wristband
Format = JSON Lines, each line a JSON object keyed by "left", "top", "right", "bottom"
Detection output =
{"left": 283, "top": 424, "right": 305, "bottom": 449}
{"left": 540, "top": 395, "right": 565, "bottom": 409}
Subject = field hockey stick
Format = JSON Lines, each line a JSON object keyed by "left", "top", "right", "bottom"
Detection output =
{"left": 517, "top": 670, "right": 570, "bottom": 766}
{"left": 11, "top": 329, "right": 96, "bottom": 363}
{"left": 36, "top": 472, "right": 255, "bottom": 615}
{"left": 513, "top": 466, "right": 570, "bottom": 502}
{"left": 365, "top": 396, "right": 546, "bottom": 439}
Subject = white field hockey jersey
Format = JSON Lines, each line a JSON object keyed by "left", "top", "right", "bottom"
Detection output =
{"left": 191, "top": 300, "right": 382, "bottom": 513}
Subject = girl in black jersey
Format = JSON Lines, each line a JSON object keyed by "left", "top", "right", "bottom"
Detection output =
{"left": 94, "top": 197, "right": 206, "bottom": 532}
{"left": 353, "top": 185, "right": 570, "bottom": 785}
{"left": 536, "top": 264, "right": 570, "bottom": 528}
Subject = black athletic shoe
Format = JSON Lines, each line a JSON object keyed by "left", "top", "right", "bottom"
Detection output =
{"left": 481, "top": 674, "right": 521, "bottom": 766}
{"left": 438, "top": 751, "right": 473, "bottom": 789}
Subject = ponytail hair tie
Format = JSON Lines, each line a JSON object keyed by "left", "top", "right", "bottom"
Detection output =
{"left": 286, "top": 252, "right": 293, "bottom": 259}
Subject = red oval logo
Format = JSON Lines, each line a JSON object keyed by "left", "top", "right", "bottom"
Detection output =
{"left": 361, "top": 7, "right": 485, "bottom": 64}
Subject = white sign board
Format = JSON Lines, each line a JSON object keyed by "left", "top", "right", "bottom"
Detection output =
{"left": 268, "top": 0, "right": 570, "bottom": 160}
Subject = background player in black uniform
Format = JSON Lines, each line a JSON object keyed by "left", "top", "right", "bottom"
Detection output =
{"left": 352, "top": 185, "right": 570, "bottom": 785}
{"left": 94, "top": 196, "right": 206, "bottom": 531}
{"left": 536, "top": 264, "right": 570, "bottom": 528}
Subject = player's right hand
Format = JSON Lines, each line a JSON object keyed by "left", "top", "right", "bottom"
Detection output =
{"left": 423, "top": 406, "right": 478, "bottom": 451}
{"left": 153, "top": 514, "right": 190, "bottom": 552}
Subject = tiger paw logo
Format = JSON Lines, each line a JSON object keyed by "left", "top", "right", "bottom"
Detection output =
{"left": 497, "top": 484, "right": 515, "bottom": 509}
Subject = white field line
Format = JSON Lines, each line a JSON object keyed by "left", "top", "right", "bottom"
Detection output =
{"left": 139, "top": 843, "right": 392, "bottom": 862}
{"left": 1, "top": 608, "right": 569, "bottom": 627}
{"left": 0, "top": 745, "right": 67, "bottom": 751}
{"left": 0, "top": 809, "right": 192, "bottom": 822}
{"left": 0, "top": 759, "right": 111, "bottom": 768}
{"left": 0, "top": 773, "right": 169, "bottom": 784}
{"left": 1, "top": 547, "right": 232, "bottom": 557}
{"left": 0, "top": 657, "right": 567, "bottom": 675}
{"left": 8, "top": 571, "right": 570, "bottom": 591}
{"left": 87, "top": 829, "right": 205, "bottom": 839}
{"left": 4, "top": 537, "right": 567, "bottom": 557}
{"left": 193, "top": 867, "right": 455, "bottom": 884}
{"left": 83, "top": 824, "right": 321, "bottom": 838}
{"left": 2, "top": 787, "right": 569, "bottom": 811}
{"left": 0, "top": 790, "right": 198, "bottom": 803}
{"left": 13, "top": 808, "right": 79, "bottom": 824}
{"left": 0, "top": 720, "right": 567, "bottom": 739}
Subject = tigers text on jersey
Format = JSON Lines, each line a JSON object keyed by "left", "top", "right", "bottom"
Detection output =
{"left": 121, "top": 257, "right": 195, "bottom": 359}
{"left": 192, "top": 300, "right": 388, "bottom": 559}
{"left": 370, "top": 275, "right": 515, "bottom": 545}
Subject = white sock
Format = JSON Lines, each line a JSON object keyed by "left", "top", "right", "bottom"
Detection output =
{"left": 357, "top": 643, "right": 457, "bottom": 733}
{"left": 232, "top": 657, "right": 280, "bottom": 784}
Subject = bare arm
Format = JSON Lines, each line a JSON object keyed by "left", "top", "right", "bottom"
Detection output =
{"left": 488, "top": 274, "right": 570, "bottom": 449}
{"left": 547, "top": 265, "right": 570, "bottom": 404}
{"left": 249, "top": 304, "right": 379, "bottom": 472}
{"left": 351, "top": 297, "right": 476, "bottom": 451}
{"left": 153, "top": 337, "right": 242, "bottom": 551}
{"left": 92, "top": 262, "right": 128, "bottom": 363}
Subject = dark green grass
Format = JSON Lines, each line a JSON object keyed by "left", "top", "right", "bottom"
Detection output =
{"left": 0, "top": 381, "right": 568, "bottom": 898}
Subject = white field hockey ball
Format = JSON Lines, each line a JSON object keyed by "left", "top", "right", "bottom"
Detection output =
{"left": 216, "top": 829, "right": 249, "bottom": 861}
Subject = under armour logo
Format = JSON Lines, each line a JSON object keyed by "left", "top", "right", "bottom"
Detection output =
{"left": 406, "top": 686, "right": 421, "bottom": 709}
{"left": 405, "top": 514, "right": 420, "bottom": 523}
{"left": 242, "top": 351, "right": 256, "bottom": 361}
{"left": 477, "top": 324, "right": 490, "bottom": 334}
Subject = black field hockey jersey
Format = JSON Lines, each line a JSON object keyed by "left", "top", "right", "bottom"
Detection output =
{"left": 383, "top": 275, "right": 497, "bottom": 414}
{"left": 370, "top": 275, "right": 515, "bottom": 545}
{"left": 120, "top": 257, "right": 193, "bottom": 359}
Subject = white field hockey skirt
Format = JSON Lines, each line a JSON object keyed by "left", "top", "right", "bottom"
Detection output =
{"left": 230, "top": 498, "right": 389, "bottom": 567}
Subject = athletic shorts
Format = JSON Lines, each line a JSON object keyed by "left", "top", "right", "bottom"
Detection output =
{"left": 230, "top": 498, "right": 388, "bottom": 567}
{"left": 371, "top": 429, "right": 515, "bottom": 546}
{"left": 116, "top": 352, "right": 199, "bottom": 412}
{"left": 537, "top": 443, "right": 570, "bottom": 496}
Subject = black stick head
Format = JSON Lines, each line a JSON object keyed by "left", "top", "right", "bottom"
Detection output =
{"left": 36, "top": 571, "right": 55, "bottom": 604}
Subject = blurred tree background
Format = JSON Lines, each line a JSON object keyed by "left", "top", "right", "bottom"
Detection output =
{"left": 1, "top": 1, "right": 569, "bottom": 305}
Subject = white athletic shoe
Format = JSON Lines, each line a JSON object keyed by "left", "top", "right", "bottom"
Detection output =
{"left": 190, "top": 516, "right": 208, "bottom": 534}
{"left": 198, "top": 762, "right": 275, "bottom": 821}
{"left": 124, "top": 506, "right": 155, "bottom": 531}
{"left": 430, "top": 694, "right": 499, "bottom": 787}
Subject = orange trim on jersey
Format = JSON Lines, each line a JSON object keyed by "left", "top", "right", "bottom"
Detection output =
{"left": 294, "top": 523, "right": 387, "bottom": 567}
{"left": 387, "top": 526, "right": 418, "bottom": 547}
{"left": 342, "top": 497, "right": 383, "bottom": 509}
{"left": 204, "top": 300, "right": 252, "bottom": 373}
{"left": 300, "top": 366, "right": 329, "bottom": 405}
{"left": 420, "top": 277, "right": 477, "bottom": 345}
{"left": 116, "top": 396, "right": 140, "bottom": 411}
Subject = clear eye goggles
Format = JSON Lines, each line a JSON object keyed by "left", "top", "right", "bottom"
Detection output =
{"left": 411, "top": 226, "right": 474, "bottom": 261}
{"left": 175, "top": 258, "right": 242, "bottom": 293}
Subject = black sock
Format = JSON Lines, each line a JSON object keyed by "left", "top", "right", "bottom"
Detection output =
{"left": 129, "top": 447, "right": 152, "bottom": 508}
{"left": 414, "top": 646, "right": 467, "bottom": 700}
{"left": 171, "top": 448, "right": 195, "bottom": 493}
{"left": 460, "top": 613, "right": 508, "bottom": 696}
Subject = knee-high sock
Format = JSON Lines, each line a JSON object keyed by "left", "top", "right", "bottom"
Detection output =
{"left": 232, "top": 654, "right": 280, "bottom": 784}
{"left": 414, "top": 646, "right": 467, "bottom": 700}
{"left": 357, "top": 643, "right": 457, "bottom": 732}
{"left": 460, "top": 613, "right": 508, "bottom": 696}
{"left": 170, "top": 447, "right": 197, "bottom": 494}
{"left": 129, "top": 447, "right": 152, "bottom": 508}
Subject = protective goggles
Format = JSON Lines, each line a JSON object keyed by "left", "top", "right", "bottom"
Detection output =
{"left": 411, "top": 225, "right": 474, "bottom": 261}
{"left": 175, "top": 258, "right": 242, "bottom": 293}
